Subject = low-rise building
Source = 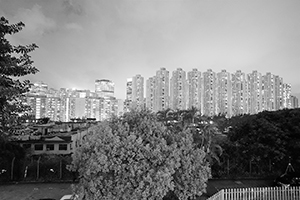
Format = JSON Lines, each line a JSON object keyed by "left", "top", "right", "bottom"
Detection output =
{"left": 10, "top": 122, "right": 98, "bottom": 155}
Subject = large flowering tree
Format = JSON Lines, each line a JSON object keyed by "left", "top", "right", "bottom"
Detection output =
{"left": 69, "top": 109, "right": 211, "bottom": 200}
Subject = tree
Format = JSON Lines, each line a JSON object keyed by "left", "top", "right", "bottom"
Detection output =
{"left": 0, "top": 16, "right": 38, "bottom": 135}
{"left": 69, "top": 109, "right": 211, "bottom": 200}
{"left": 221, "top": 108, "right": 300, "bottom": 177}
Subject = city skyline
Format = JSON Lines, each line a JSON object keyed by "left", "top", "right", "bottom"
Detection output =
{"left": 25, "top": 67, "right": 298, "bottom": 122}
{"left": 27, "top": 68, "right": 296, "bottom": 100}
{"left": 1, "top": 0, "right": 300, "bottom": 99}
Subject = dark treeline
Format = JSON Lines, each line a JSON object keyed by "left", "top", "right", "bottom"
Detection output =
{"left": 214, "top": 108, "right": 300, "bottom": 178}
{"left": 156, "top": 107, "right": 300, "bottom": 179}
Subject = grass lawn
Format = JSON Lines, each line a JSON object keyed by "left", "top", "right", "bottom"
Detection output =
{"left": 0, "top": 179, "right": 273, "bottom": 200}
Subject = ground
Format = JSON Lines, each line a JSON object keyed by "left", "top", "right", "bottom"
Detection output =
{"left": 0, "top": 183, "right": 72, "bottom": 200}
{"left": 0, "top": 179, "right": 273, "bottom": 200}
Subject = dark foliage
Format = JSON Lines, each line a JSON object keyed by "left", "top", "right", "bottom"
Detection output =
{"left": 215, "top": 108, "right": 300, "bottom": 178}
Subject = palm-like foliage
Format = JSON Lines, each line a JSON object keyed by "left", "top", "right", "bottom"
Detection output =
{"left": 156, "top": 108, "right": 224, "bottom": 166}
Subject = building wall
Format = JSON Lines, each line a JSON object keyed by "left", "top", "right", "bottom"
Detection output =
{"left": 231, "top": 70, "right": 249, "bottom": 116}
{"left": 95, "top": 79, "right": 115, "bottom": 97}
{"left": 21, "top": 142, "right": 72, "bottom": 155}
{"left": 202, "top": 69, "right": 217, "bottom": 116}
{"left": 291, "top": 95, "right": 299, "bottom": 108}
{"left": 146, "top": 77, "right": 156, "bottom": 112}
{"left": 187, "top": 69, "right": 201, "bottom": 111}
{"left": 249, "top": 71, "right": 263, "bottom": 114}
{"left": 217, "top": 70, "right": 232, "bottom": 117}
{"left": 170, "top": 68, "right": 186, "bottom": 110}
{"left": 132, "top": 74, "right": 144, "bottom": 109}
{"left": 154, "top": 68, "right": 169, "bottom": 112}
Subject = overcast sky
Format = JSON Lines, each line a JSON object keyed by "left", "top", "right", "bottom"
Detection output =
{"left": 1, "top": 0, "right": 300, "bottom": 99}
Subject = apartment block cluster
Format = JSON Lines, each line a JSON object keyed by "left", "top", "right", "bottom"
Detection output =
{"left": 25, "top": 80, "right": 123, "bottom": 122}
{"left": 126, "top": 68, "right": 299, "bottom": 117}
{"left": 25, "top": 68, "right": 299, "bottom": 122}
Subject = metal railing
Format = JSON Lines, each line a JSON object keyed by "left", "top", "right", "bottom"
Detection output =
{"left": 207, "top": 186, "right": 300, "bottom": 200}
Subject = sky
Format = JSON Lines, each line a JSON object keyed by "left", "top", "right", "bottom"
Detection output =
{"left": 1, "top": 0, "right": 300, "bottom": 100}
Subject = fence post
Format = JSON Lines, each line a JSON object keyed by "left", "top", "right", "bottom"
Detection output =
{"left": 37, "top": 156, "right": 41, "bottom": 180}
{"left": 59, "top": 158, "right": 62, "bottom": 179}
{"left": 221, "top": 189, "right": 224, "bottom": 200}
{"left": 249, "top": 160, "right": 252, "bottom": 176}
{"left": 11, "top": 157, "right": 15, "bottom": 180}
{"left": 227, "top": 159, "right": 229, "bottom": 176}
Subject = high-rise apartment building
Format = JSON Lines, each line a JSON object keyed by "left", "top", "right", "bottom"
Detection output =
{"left": 85, "top": 97, "right": 102, "bottom": 120}
{"left": 116, "top": 99, "right": 124, "bottom": 116}
{"left": 249, "top": 71, "right": 263, "bottom": 114}
{"left": 216, "top": 70, "right": 232, "bottom": 117}
{"left": 202, "top": 69, "right": 217, "bottom": 116}
{"left": 291, "top": 95, "right": 299, "bottom": 108}
{"left": 29, "top": 81, "right": 48, "bottom": 96}
{"left": 95, "top": 79, "right": 114, "bottom": 97}
{"left": 124, "top": 78, "right": 133, "bottom": 113}
{"left": 187, "top": 69, "right": 202, "bottom": 111}
{"left": 126, "top": 78, "right": 133, "bottom": 100}
{"left": 231, "top": 70, "right": 250, "bottom": 115}
{"left": 100, "top": 96, "right": 117, "bottom": 121}
{"left": 261, "top": 73, "right": 283, "bottom": 111}
{"left": 146, "top": 76, "right": 156, "bottom": 112}
{"left": 282, "top": 83, "right": 292, "bottom": 108}
{"left": 46, "top": 97, "right": 63, "bottom": 121}
{"left": 154, "top": 68, "right": 169, "bottom": 112}
{"left": 274, "top": 76, "right": 283, "bottom": 110}
{"left": 132, "top": 74, "right": 144, "bottom": 109}
{"left": 26, "top": 95, "right": 47, "bottom": 119}
{"left": 170, "top": 68, "right": 186, "bottom": 110}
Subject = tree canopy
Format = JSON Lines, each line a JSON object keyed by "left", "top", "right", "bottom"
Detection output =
{"left": 69, "top": 109, "right": 211, "bottom": 200}
{"left": 217, "top": 108, "right": 300, "bottom": 177}
{"left": 0, "top": 16, "right": 38, "bottom": 135}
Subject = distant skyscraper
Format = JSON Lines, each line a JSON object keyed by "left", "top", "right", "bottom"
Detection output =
{"left": 117, "top": 99, "right": 124, "bottom": 116}
{"left": 85, "top": 97, "right": 102, "bottom": 121}
{"left": 261, "top": 73, "right": 283, "bottom": 111}
{"left": 132, "top": 74, "right": 144, "bottom": 109}
{"left": 231, "top": 70, "right": 250, "bottom": 115}
{"left": 170, "top": 68, "right": 186, "bottom": 110}
{"left": 187, "top": 69, "right": 201, "bottom": 111}
{"left": 124, "top": 78, "right": 133, "bottom": 113}
{"left": 249, "top": 70, "right": 263, "bottom": 114}
{"left": 126, "top": 78, "right": 133, "bottom": 100}
{"left": 95, "top": 79, "right": 114, "bottom": 97}
{"left": 291, "top": 95, "right": 299, "bottom": 108}
{"left": 154, "top": 68, "right": 169, "bottom": 112}
{"left": 274, "top": 76, "right": 283, "bottom": 110}
{"left": 26, "top": 94, "right": 47, "bottom": 119}
{"left": 29, "top": 81, "right": 48, "bottom": 95}
{"left": 100, "top": 96, "right": 117, "bottom": 120}
{"left": 282, "top": 83, "right": 292, "bottom": 108}
{"left": 146, "top": 76, "right": 156, "bottom": 112}
{"left": 46, "top": 97, "right": 63, "bottom": 121}
{"left": 202, "top": 69, "right": 217, "bottom": 116}
{"left": 216, "top": 70, "right": 232, "bottom": 117}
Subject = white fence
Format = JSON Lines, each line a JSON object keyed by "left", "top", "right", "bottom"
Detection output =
{"left": 207, "top": 186, "right": 300, "bottom": 200}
